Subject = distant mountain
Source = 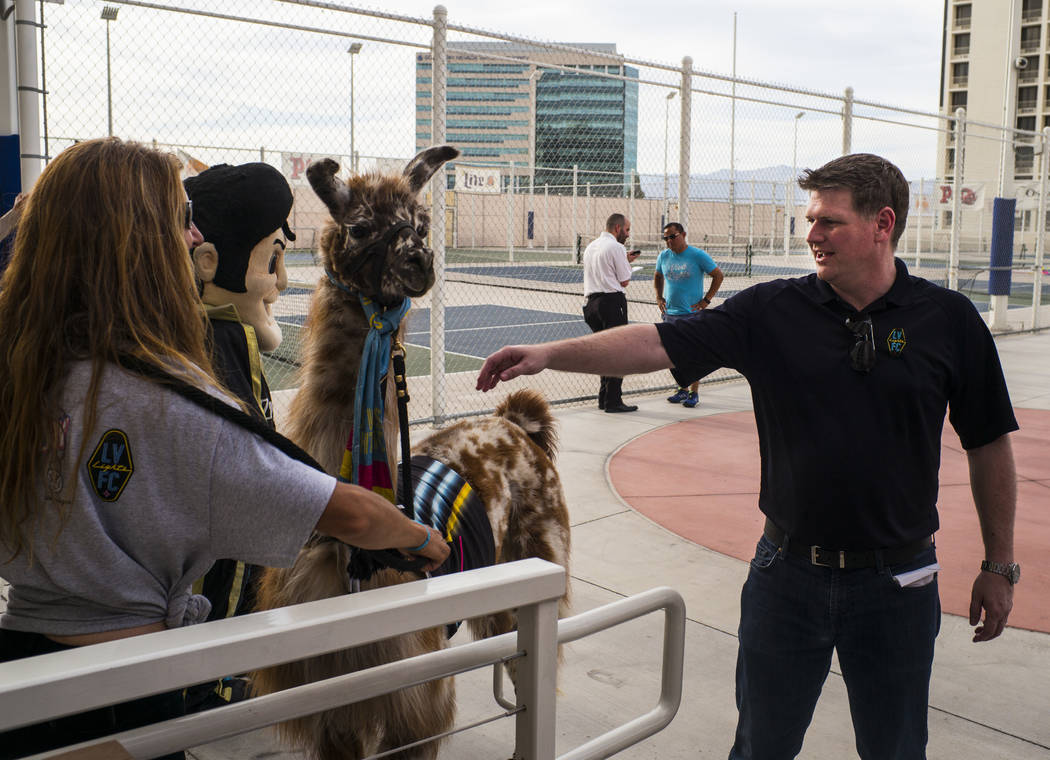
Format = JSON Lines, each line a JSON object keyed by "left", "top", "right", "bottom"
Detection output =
{"left": 638, "top": 166, "right": 806, "bottom": 203}
{"left": 637, "top": 166, "right": 930, "bottom": 204}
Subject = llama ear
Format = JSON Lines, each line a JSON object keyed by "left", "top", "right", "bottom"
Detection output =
{"left": 403, "top": 145, "right": 460, "bottom": 194}
{"left": 307, "top": 158, "right": 351, "bottom": 218}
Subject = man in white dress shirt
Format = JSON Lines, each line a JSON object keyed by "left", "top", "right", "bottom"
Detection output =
{"left": 581, "top": 213, "right": 640, "bottom": 413}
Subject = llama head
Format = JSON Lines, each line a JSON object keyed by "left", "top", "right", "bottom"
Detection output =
{"left": 308, "top": 145, "right": 459, "bottom": 306}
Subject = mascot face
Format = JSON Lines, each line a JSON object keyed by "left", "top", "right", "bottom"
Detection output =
{"left": 185, "top": 163, "right": 295, "bottom": 352}
{"left": 194, "top": 229, "right": 288, "bottom": 351}
{"left": 238, "top": 229, "right": 289, "bottom": 351}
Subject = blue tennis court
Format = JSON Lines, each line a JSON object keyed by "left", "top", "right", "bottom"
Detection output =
{"left": 276, "top": 303, "right": 592, "bottom": 360}
{"left": 404, "top": 304, "right": 591, "bottom": 358}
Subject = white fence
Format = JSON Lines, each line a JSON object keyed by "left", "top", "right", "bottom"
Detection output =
{"left": 0, "top": 559, "right": 686, "bottom": 760}
{"left": 6, "top": 1, "right": 1050, "bottom": 423}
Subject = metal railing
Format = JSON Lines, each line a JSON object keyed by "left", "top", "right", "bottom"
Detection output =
{"left": 0, "top": 559, "right": 686, "bottom": 760}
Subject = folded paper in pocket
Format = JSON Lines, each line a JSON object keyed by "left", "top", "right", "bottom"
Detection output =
{"left": 893, "top": 562, "right": 940, "bottom": 588}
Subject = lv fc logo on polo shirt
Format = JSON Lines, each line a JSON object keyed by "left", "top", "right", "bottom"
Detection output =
{"left": 886, "top": 328, "right": 906, "bottom": 355}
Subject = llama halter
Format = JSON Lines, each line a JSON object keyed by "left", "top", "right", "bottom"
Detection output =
{"left": 327, "top": 219, "right": 416, "bottom": 300}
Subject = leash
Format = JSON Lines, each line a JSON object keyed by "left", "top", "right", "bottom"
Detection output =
{"left": 391, "top": 338, "right": 415, "bottom": 518}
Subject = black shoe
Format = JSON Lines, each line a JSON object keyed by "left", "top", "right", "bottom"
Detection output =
{"left": 605, "top": 403, "right": 638, "bottom": 413}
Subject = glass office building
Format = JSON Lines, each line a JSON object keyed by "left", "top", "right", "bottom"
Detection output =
{"left": 416, "top": 42, "right": 639, "bottom": 195}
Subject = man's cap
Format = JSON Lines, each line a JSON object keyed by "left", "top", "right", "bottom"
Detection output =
{"left": 185, "top": 163, "right": 296, "bottom": 293}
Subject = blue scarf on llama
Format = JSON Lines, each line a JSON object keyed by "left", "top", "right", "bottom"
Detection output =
{"left": 337, "top": 293, "right": 411, "bottom": 503}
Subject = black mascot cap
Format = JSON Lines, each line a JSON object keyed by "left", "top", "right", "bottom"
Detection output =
{"left": 184, "top": 163, "right": 296, "bottom": 294}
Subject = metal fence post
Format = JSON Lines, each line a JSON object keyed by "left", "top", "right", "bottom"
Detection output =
{"left": 914, "top": 177, "right": 923, "bottom": 268}
{"left": 508, "top": 160, "right": 515, "bottom": 262}
{"left": 543, "top": 183, "right": 549, "bottom": 251}
{"left": 1032, "top": 127, "right": 1048, "bottom": 329}
{"left": 15, "top": 0, "right": 44, "bottom": 189}
{"left": 842, "top": 86, "right": 853, "bottom": 156}
{"left": 572, "top": 164, "right": 578, "bottom": 250}
{"left": 585, "top": 181, "right": 591, "bottom": 240}
{"left": 470, "top": 189, "right": 476, "bottom": 249}
{"left": 748, "top": 178, "right": 755, "bottom": 250}
{"left": 782, "top": 178, "right": 791, "bottom": 257}
{"left": 949, "top": 107, "right": 966, "bottom": 292}
{"left": 728, "top": 14, "right": 737, "bottom": 259}
{"left": 512, "top": 598, "right": 559, "bottom": 760}
{"left": 430, "top": 4, "right": 448, "bottom": 427}
{"left": 628, "top": 167, "right": 635, "bottom": 234}
{"left": 678, "top": 56, "right": 692, "bottom": 234}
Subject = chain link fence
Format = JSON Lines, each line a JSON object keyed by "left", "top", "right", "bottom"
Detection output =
{"left": 10, "top": 0, "right": 1050, "bottom": 426}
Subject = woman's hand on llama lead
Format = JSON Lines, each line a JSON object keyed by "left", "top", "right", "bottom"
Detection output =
{"left": 404, "top": 524, "right": 450, "bottom": 571}
{"left": 317, "top": 484, "right": 449, "bottom": 571}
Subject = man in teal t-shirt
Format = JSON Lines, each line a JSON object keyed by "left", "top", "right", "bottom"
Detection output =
{"left": 654, "top": 222, "right": 724, "bottom": 408}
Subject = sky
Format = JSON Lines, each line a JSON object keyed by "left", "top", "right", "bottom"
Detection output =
{"left": 390, "top": 0, "right": 947, "bottom": 112}
{"left": 27, "top": 0, "right": 952, "bottom": 180}
{"left": 383, "top": 0, "right": 949, "bottom": 177}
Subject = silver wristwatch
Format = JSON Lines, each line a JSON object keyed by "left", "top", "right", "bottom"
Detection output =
{"left": 980, "top": 560, "right": 1020, "bottom": 585}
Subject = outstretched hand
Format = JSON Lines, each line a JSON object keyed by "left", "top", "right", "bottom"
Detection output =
{"left": 969, "top": 571, "right": 1014, "bottom": 642}
{"left": 476, "top": 344, "right": 548, "bottom": 391}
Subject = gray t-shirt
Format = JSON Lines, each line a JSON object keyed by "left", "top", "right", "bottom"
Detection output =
{"left": 0, "top": 361, "right": 336, "bottom": 634}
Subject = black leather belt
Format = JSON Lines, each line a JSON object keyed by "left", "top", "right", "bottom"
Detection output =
{"left": 763, "top": 520, "right": 933, "bottom": 569}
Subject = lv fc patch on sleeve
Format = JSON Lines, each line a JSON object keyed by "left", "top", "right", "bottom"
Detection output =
{"left": 87, "top": 429, "right": 134, "bottom": 502}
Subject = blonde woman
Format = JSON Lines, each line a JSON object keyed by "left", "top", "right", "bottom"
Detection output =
{"left": 0, "top": 138, "right": 447, "bottom": 756}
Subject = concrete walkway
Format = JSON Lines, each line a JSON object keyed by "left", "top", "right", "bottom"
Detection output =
{"left": 196, "top": 329, "right": 1050, "bottom": 760}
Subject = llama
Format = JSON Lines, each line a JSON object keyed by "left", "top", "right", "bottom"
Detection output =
{"left": 252, "top": 146, "right": 571, "bottom": 760}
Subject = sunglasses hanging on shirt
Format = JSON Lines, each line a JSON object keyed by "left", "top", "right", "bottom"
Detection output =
{"left": 845, "top": 315, "right": 876, "bottom": 373}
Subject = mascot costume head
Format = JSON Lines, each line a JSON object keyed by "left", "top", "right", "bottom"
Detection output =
{"left": 184, "top": 163, "right": 296, "bottom": 352}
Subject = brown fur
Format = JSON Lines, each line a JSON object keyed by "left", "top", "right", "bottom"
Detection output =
{"left": 252, "top": 148, "right": 570, "bottom": 760}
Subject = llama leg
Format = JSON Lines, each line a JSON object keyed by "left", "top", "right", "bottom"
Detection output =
{"left": 314, "top": 720, "right": 367, "bottom": 760}
{"left": 373, "top": 677, "right": 456, "bottom": 760}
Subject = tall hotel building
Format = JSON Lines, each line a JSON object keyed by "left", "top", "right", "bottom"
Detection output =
{"left": 415, "top": 42, "right": 638, "bottom": 195}
{"left": 938, "top": 0, "right": 1048, "bottom": 229}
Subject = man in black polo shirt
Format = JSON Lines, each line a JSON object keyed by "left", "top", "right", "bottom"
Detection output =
{"left": 475, "top": 154, "right": 1019, "bottom": 760}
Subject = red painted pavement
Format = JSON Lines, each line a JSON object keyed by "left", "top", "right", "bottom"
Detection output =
{"left": 609, "top": 408, "right": 1050, "bottom": 634}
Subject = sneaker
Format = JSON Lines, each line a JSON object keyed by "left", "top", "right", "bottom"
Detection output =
{"left": 667, "top": 388, "right": 690, "bottom": 404}
{"left": 682, "top": 392, "right": 699, "bottom": 408}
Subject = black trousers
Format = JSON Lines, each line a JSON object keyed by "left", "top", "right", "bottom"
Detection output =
{"left": 582, "top": 291, "right": 628, "bottom": 408}
{"left": 0, "top": 629, "right": 185, "bottom": 760}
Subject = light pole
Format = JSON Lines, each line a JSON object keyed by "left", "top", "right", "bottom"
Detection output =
{"left": 527, "top": 68, "right": 542, "bottom": 249}
{"left": 792, "top": 111, "right": 805, "bottom": 186}
{"left": 348, "top": 42, "right": 363, "bottom": 173}
{"left": 785, "top": 111, "right": 804, "bottom": 255}
{"left": 101, "top": 6, "right": 119, "bottom": 137}
{"left": 663, "top": 91, "right": 677, "bottom": 224}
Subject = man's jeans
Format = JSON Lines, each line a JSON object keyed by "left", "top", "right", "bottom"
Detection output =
{"left": 729, "top": 535, "right": 941, "bottom": 760}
